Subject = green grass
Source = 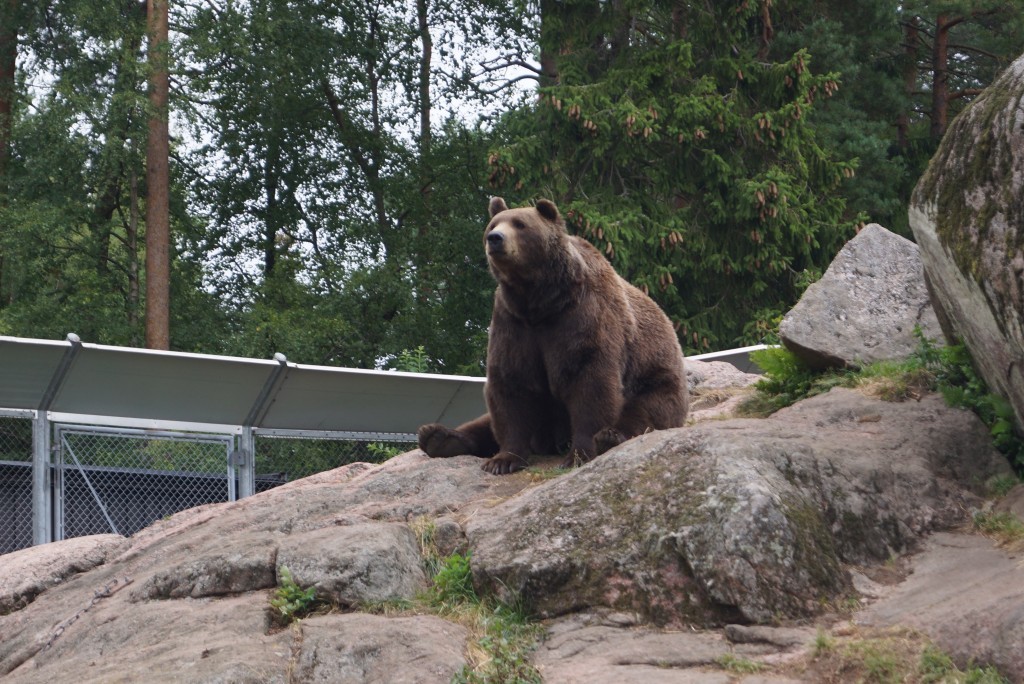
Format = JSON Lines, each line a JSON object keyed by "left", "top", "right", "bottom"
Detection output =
{"left": 972, "top": 510, "right": 1024, "bottom": 547}
{"left": 715, "top": 653, "right": 765, "bottom": 674}
{"left": 361, "top": 524, "right": 544, "bottom": 684}
{"left": 423, "top": 554, "right": 543, "bottom": 684}
{"left": 800, "top": 627, "right": 1010, "bottom": 683}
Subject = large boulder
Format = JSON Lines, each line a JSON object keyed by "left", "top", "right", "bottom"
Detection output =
{"left": 909, "top": 51, "right": 1024, "bottom": 433}
{"left": 779, "top": 223, "right": 943, "bottom": 369}
{"left": 466, "top": 388, "right": 1010, "bottom": 626}
{"left": 0, "top": 381, "right": 1018, "bottom": 682}
{"left": 0, "top": 454, "right": 535, "bottom": 682}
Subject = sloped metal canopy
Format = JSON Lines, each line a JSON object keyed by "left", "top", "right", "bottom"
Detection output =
{"left": 0, "top": 334, "right": 764, "bottom": 435}
{"left": 0, "top": 334, "right": 486, "bottom": 434}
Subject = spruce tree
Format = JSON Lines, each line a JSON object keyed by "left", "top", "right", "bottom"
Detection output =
{"left": 488, "top": 0, "right": 861, "bottom": 351}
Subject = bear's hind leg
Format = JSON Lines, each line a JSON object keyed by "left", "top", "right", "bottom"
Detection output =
{"left": 418, "top": 413, "right": 498, "bottom": 458}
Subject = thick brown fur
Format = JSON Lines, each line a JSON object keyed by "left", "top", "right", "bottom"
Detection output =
{"left": 418, "top": 197, "right": 688, "bottom": 474}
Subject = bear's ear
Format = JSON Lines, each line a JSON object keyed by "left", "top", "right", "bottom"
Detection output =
{"left": 535, "top": 199, "right": 560, "bottom": 222}
{"left": 489, "top": 197, "right": 508, "bottom": 218}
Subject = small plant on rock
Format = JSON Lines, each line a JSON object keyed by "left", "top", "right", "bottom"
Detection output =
{"left": 426, "top": 553, "right": 543, "bottom": 684}
{"left": 913, "top": 332, "right": 1024, "bottom": 472}
{"left": 430, "top": 552, "right": 476, "bottom": 608}
{"left": 972, "top": 510, "right": 1024, "bottom": 548}
{"left": 716, "top": 653, "right": 765, "bottom": 674}
{"left": 269, "top": 566, "right": 319, "bottom": 625}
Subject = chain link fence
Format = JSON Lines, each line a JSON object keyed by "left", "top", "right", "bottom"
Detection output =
{"left": 253, "top": 432, "right": 418, "bottom": 492}
{"left": 1, "top": 421, "right": 419, "bottom": 554}
{"left": 0, "top": 414, "right": 33, "bottom": 554}
{"left": 55, "top": 426, "right": 235, "bottom": 540}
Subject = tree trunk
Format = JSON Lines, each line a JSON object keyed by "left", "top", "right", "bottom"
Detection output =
{"left": 0, "top": 0, "right": 15, "bottom": 191}
{"left": 145, "top": 0, "right": 170, "bottom": 350}
{"left": 539, "top": 0, "right": 559, "bottom": 87}
{"left": 417, "top": 0, "right": 431, "bottom": 164}
{"left": 896, "top": 18, "right": 918, "bottom": 150}
{"left": 262, "top": 136, "right": 279, "bottom": 278}
{"left": 128, "top": 167, "right": 140, "bottom": 336}
{"left": 930, "top": 14, "right": 951, "bottom": 139}
{"left": 0, "top": 0, "right": 16, "bottom": 308}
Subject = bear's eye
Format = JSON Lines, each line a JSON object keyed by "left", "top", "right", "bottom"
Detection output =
{"left": 512, "top": 219, "right": 526, "bottom": 230}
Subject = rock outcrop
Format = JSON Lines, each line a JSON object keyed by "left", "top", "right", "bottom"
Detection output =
{"left": 0, "top": 383, "right": 1016, "bottom": 682}
{"left": 779, "top": 223, "right": 943, "bottom": 369}
{"left": 909, "top": 51, "right": 1024, "bottom": 434}
{"left": 467, "top": 389, "right": 1008, "bottom": 625}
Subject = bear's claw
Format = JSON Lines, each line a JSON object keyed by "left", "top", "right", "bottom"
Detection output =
{"left": 482, "top": 452, "right": 528, "bottom": 475}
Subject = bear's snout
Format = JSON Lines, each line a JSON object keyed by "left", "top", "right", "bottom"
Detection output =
{"left": 486, "top": 230, "right": 507, "bottom": 254}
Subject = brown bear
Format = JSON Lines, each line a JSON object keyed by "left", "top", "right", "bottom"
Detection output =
{"left": 418, "top": 197, "right": 688, "bottom": 474}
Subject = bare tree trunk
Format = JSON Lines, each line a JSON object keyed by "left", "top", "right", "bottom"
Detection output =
{"left": 417, "top": 0, "right": 431, "bottom": 164}
{"left": 145, "top": 0, "right": 170, "bottom": 350}
{"left": 930, "top": 14, "right": 952, "bottom": 140}
{"left": 414, "top": 0, "right": 434, "bottom": 302}
{"left": 539, "top": 0, "right": 559, "bottom": 87}
{"left": 896, "top": 18, "right": 918, "bottom": 150}
{"left": 128, "top": 167, "right": 140, "bottom": 335}
{"left": 262, "top": 136, "right": 279, "bottom": 277}
{"left": 0, "top": 0, "right": 14, "bottom": 189}
{"left": 0, "top": 0, "right": 16, "bottom": 307}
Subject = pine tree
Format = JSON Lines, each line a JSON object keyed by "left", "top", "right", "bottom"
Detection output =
{"left": 488, "top": 0, "right": 860, "bottom": 351}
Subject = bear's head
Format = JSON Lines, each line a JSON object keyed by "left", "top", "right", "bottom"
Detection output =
{"left": 484, "top": 197, "right": 569, "bottom": 285}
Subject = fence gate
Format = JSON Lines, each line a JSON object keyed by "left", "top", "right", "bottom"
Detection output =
{"left": 53, "top": 425, "right": 236, "bottom": 541}
{"left": 0, "top": 412, "right": 33, "bottom": 554}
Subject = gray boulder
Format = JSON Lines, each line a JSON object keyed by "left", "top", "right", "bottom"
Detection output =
{"left": 466, "top": 388, "right": 1010, "bottom": 625}
{"left": 276, "top": 523, "right": 427, "bottom": 607}
{"left": 779, "top": 223, "right": 943, "bottom": 369}
{"left": 0, "top": 453, "right": 538, "bottom": 682}
{"left": 293, "top": 614, "right": 469, "bottom": 683}
{"left": 909, "top": 51, "right": 1024, "bottom": 435}
{"left": 858, "top": 532, "right": 1024, "bottom": 682}
{"left": 0, "top": 534, "right": 125, "bottom": 613}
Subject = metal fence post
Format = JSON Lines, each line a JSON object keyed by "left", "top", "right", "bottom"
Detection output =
{"left": 31, "top": 412, "right": 52, "bottom": 545}
{"left": 237, "top": 427, "right": 255, "bottom": 499}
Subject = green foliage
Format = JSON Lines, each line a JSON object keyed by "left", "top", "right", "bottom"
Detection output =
{"left": 255, "top": 437, "right": 408, "bottom": 482}
{"left": 742, "top": 346, "right": 831, "bottom": 415}
{"left": 429, "top": 553, "right": 477, "bottom": 608}
{"left": 813, "top": 629, "right": 837, "bottom": 656}
{"left": 269, "top": 566, "right": 319, "bottom": 625}
{"left": 423, "top": 554, "right": 543, "bottom": 684}
{"left": 987, "top": 475, "right": 1020, "bottom": 499}
{"left": 393, "top": 346, "right": 431, "bottom": 374}
{"left": 745, "top": 331, "right": 1024, "bottom": 472}
{"left": 972, "top": 511, "right": 1024, "bottom": 547}
{"left": 715, "top": 654, "right": 765, "bottom": 674}
{"left": 366, "top": 442, "right": 404, "bottom": 460}
{"left": 809, "top": 629, "right": 1010, "bottom": 684}
{"left": 450, "top": 598, "right": 543, "bottom": 684}
{"left": 489, "top": 3, "right": 861, "bottom": 352}
{"left": 5, "top": 0, "right": 1022, "bottom": 371}
{"left": 912, "top": 333, "right": 1024, "bottom": 471}
{"left": 918, "top": 644, "right": 1008, "bottom": 683}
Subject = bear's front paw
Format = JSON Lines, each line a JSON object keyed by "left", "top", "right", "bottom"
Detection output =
{"left": 482, "top": 452, "right": 528, "bottom": 475}
{"left": 418, "top": 423, "right": 471, "bottom": 458}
